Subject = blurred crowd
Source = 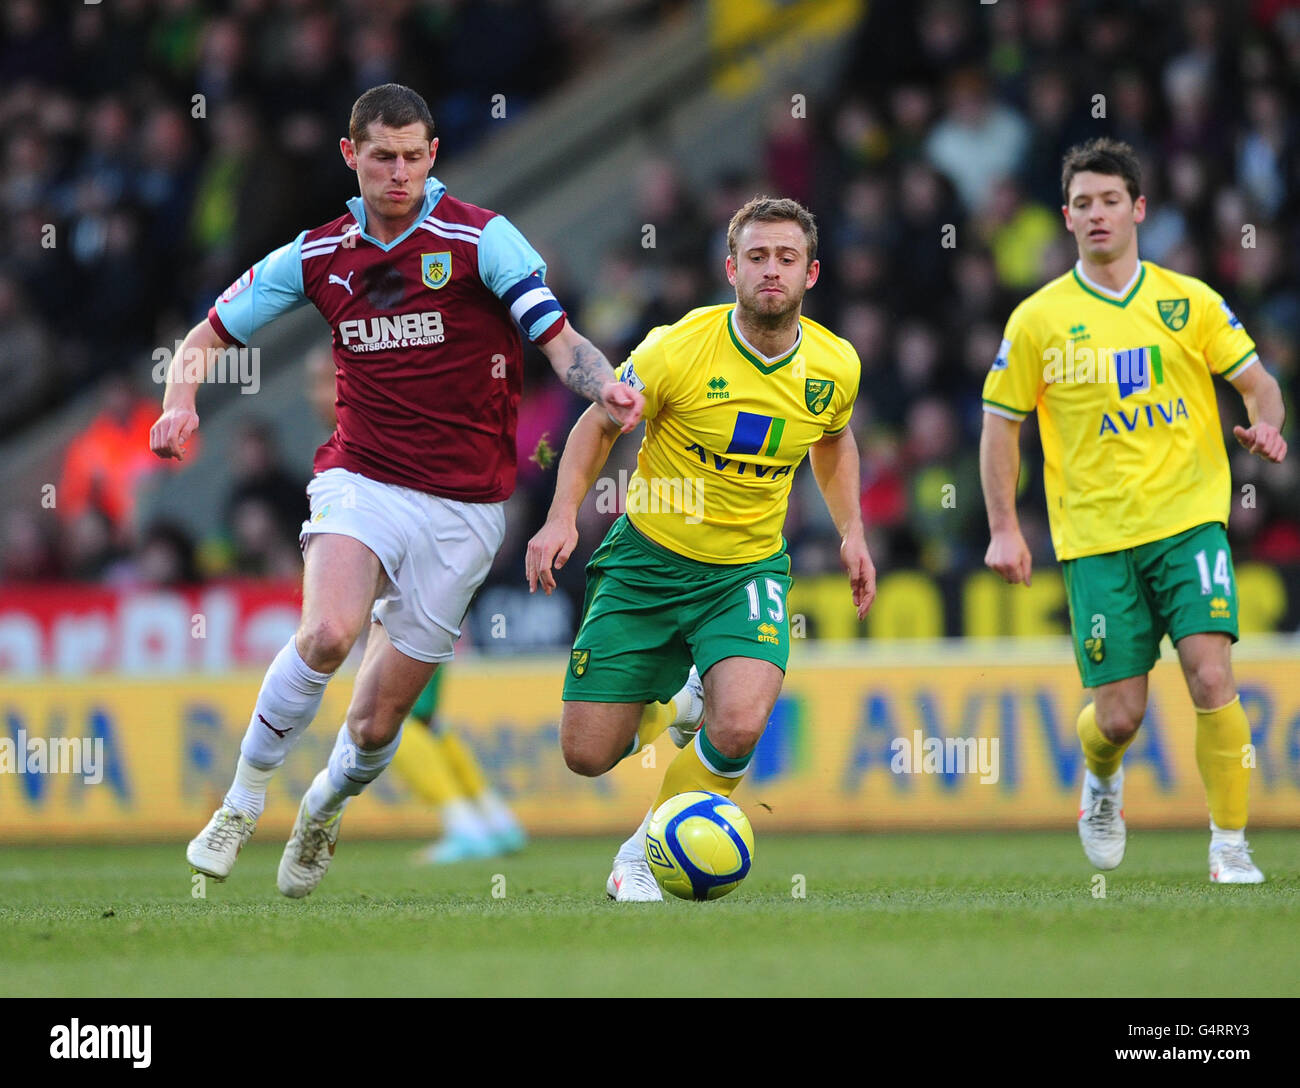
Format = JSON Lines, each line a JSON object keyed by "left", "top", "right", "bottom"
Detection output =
{"left": 4, "top": 1, "right": 1300, "bottom": 642}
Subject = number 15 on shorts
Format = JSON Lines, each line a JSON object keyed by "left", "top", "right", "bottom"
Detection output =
{"left": 744, "top": 578, "right": 786, "bottom": 622}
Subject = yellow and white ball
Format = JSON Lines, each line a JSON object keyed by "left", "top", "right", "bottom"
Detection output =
{"left": 644, "top": 791, "right": 754, "bottom": 901}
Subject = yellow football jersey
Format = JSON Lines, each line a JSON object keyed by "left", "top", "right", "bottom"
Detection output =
{"left": 616, "top": 304, "right": 861, "bottom": 563}
{"left": 983, "top": 261, "right": 1258, "bottom": 560}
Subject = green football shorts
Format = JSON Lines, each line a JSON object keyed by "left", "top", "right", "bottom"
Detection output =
{"left": 562, "top": 515, "right": 793, "bottom": 703}
{"left": 1060, "top": 521, "right": 1239, "bottom": 688}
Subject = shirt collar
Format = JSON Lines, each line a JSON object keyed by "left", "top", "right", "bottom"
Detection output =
{"left": 729, "top": 308, "right": 802, "bottom": 363}
{"left": 346, "top": 176, "right": 447, "bottom": 250}
{"left": 1074, "top": 258, "right": 1142, "bottom": 299}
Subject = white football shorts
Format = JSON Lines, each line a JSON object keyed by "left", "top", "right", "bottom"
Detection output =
{"left": 300, "top": 467, "right": 506, "bottom": 663}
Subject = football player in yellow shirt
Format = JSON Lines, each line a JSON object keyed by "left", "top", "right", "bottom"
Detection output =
{"left": 980, "top": 138, "right": 1287, "bottom": 883}
{"left": 526, "top": 197, "right": 876, "bottom": 900}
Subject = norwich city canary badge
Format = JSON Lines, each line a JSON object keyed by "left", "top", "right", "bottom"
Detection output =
{"left": 1157, "top": 298, "right": 1188, "bottom": 331}
{"left": 1084, "top": 637, "right": 1104, "bottom": 664}
{"left": 570, "top": 649, "right": 590, "bottom": 678}
{"left": 805, "top": 379, "right": 834, "bottom": 415}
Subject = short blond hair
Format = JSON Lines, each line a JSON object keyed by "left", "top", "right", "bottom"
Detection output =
{"left": 726, "top": 196, "right": 818, "bottom": 264}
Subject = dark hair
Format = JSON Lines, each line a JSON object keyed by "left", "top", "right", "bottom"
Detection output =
{"left": 349, "top": 84, "right": 435, "bottom": 145}
{"left": 1061, "top": 137, "right": 1141, "bottom": 204}
{"left": 726, "top": 196, "right": 819, "bottom": 265}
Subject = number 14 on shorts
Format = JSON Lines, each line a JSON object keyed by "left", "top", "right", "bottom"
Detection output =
{"left": 1194, "top": 548, "right": 1232, "bottom": 596}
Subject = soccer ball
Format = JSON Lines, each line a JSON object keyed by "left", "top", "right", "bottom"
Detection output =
{"left": 644, "top": 791, "right": 754, "bottom": 901}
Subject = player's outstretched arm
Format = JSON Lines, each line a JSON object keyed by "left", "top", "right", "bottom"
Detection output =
{"left": 809, "top": 428, "right": 876, "bottom": 619}
{"left": 980, "top": 412, "right": 1033, "bottom": 586}
{"left": 538, "top": 322, "right": 644, "bottom": 432}
{"left": 1229, "top": 362, "right": 1288, "bottom": 463}
{"left": 526, "top": 404, "right": 623, "bottom": 595}
{"left": 149, "top": 317, "right": 232, "bottom": 461}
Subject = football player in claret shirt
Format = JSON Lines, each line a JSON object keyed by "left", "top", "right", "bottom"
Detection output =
{"left": 980, "top": 138, "right": 1287, "bottom": 883}
{"left": 527, "top": 197, "right": 875, "bottom": 901}
{"left": 151, "top": 84, "right": 643, "bottom": 898}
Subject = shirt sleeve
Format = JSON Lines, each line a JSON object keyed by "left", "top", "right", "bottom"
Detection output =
{"left": 615, "top": 325, "right": 673, "bottom": 423}
{"left": 208, "top": 231, "right": 309, "bottom": 346}
{"left": 479, "top": 214, "right": 566, "bottom": 343}
{"left": 822, "top": 346, "right": 862, "bottom": 435}
{"left": 982, "top": 304, "right": 1044, "bottom": 421}
{"left": 1198, "top": 283, "right": 1259, "bottom": 380}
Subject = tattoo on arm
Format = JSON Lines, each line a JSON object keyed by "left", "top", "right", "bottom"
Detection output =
{"left": 563, "top": 340, "right": 615, "bottom": 403}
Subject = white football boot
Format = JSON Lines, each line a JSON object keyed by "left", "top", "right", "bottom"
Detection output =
{"left": 606, "top": 810, "right": 662, "bottom": 901}
{"left": 606, "top": 856, "right": 663, "bottom": 902}
{"left": 666, "top": 665, "right": 706, "bottom": 749}
{"left": 1077, "top": 770, "right": 1126, "bottom": 870}
{"left": 277, "top": 794, "right": 344, "bottom": 899}
{"left": 187, "top": 804, "right": 257, "bottom": 880}
{"left": 1209, "top": 839, "right": 1265, "bottom": 884}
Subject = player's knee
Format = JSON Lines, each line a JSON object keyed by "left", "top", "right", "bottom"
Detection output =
{"left": 296, "top": 618, "right": 356, "bottom": 672}
{"left": 1095, "top": 709, "right": 1141, "bottom": 745}
{"left": 1189, "top": 661, "right": 1234, "bottom": 708}
{"left": 704, "top": 718, "right": 763, "bottom": 761}
{"left": 348, "top": 714, "right": 401, "bottom": 750}
{"left": 561, "top": 738, "right": 611, "bottom": 777}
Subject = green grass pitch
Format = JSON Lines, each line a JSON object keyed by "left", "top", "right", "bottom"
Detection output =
{"left": 1, "top": 831, "right": 1296, "bottom": 997}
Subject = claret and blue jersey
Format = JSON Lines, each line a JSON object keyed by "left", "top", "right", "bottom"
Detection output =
{"left": 209, "top": 176, "right": 566, "bottom": 502}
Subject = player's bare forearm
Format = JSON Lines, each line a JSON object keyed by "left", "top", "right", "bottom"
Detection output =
{"left": 538, "top": 323, "right": 643, "bottom": 431}
{"left": 1229, "top": 362, "right": 1288, "bottom": 462}
{"left": 980, "top": 413, "right": 1023, "bottom": 533}
{"left": 546, "top": 404, "right": 621, "bottom": 525}
{"left": 542, "top": 323, "right": 615, "bottom": 401}
{"left": 809, "top": 428, "right": 865, "bottom": 543}
{"left": 980, "top": 412, "right": 1033, "bottom": 585}
{"left": 526, "top": 405, "right": 621, "bottom": 593}
{"left": 560, "top": 337, "right": 613, "bottom": 401}
{"left": 150, "top": 317, "right": 230, "bottom": 460}
{"left": 810, "top": 428, "right": 875, "bottom": 618}
{"left": 161, "top": 318, "right": 229, "bottom": 412}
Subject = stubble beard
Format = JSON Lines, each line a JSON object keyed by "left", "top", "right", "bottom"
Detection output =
{"left": 737, "top": 286, "right": 803, "bottom": 334}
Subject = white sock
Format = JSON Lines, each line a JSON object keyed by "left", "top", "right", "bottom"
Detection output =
{"left": 442, "top": 798, "right": 491, "bottom": 840}
{"left": 671, "top": 677, "right": 704, "bottom": 727}
{"left": 237, "top": 638, "right": 334, "bottom": 772}
{"left": 224, "top": 757, "right": 275, "bottom": 819}
{"left": 616, "top": 808, "right": 654, "bottom": 860}
{"left": 304, "top": 722, "right": 403, "bottom": 821}
{"left": 1210, "top": 820, "right": 1245, "bottom": 846}
{"left": 474, "top": 789, "right": 521, "bottom": 837}
{"left": 1085, "top": 767, "right": 1122, "bottom": 794}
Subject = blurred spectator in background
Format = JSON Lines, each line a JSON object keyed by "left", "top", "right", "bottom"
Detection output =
{"left": 58, "top": 374, "right": 193, "bottom": 544}
{"left": 221, "top": 419, "right": 308, "bottom": 577}
{"left": 305, "top": 344, "right": 338, "bottom": 432}
{"left": 1, "top": 509, "right": 61, "bottom": 582}
{"left": 108, "top": 520, "right": 201, "bottom": 588}
{"left": 0, "top": 273, "right": 53, "bottom": 433}
{"left": 925, "top": 67, "right": 1030, "bottom": 213}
